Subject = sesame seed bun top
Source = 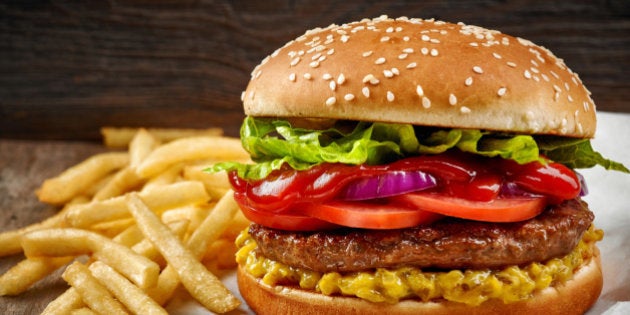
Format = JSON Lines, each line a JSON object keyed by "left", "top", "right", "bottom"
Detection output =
{"left": 242, "top": 15, "right": 596, "bottom": 138}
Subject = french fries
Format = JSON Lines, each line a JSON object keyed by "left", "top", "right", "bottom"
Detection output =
{"left": 0, "top": 127, "right": 250, "bottom": 314}
{"left": 62, "top": 261, "right": 129, "bottom": 315}
{"left": 37, "top": 152, "right": 129, "bottom": 205}
{"left": 126, "top": 193, "right": 241, "bottom": 313}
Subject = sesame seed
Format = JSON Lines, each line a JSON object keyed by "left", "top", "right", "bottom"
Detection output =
{"left": 309, "top": 61, "right": 320, "bottom": 68}
{"left": 327, "top": 48, "right": 335, "bottom": 55}
{"left": 318, "top": 55, "right": 326, "bottom": 62}
{"left": 325, "top": 96, "right": 336, "bottom": 106}
{"left": 341, "top": 35, "right": 349, "bottom": 43}
{"left": 473, "top": 66, "right": 483, "bottom": 74}
{"left": 396, "top": 27, "right": 403, "bottom": 32}
{"left": 498, "top": 87, "right": 507, "bottom": 96}
{"left": 550, "top": 70, "right": 560, "bottom": 79}
{"left": 290, "top": 57, "right": 301, "bottom": 66}
{"left": 416, "top": 85, "right": 424, "bottom": 97}
{"left": 564, "top": 82, "right": 570, "bottom": 91}
{"left": 554, "top": 92, "right": 560, "bottom": 101}
{"left": 460, "top": 106, "right": 471, "bottom": 114}
{"left": 387, "top": 91, "right": 395, "bottom": 102}
{"left": 386, "top": 27, "right": 394, "bottom": 33}
{"left": 553, "top": 85, "right": 562, "bottom": 92}
{"left": 568, "top": 95, "right": 573, "bottom": 102}
{"left": 449, "top": 93, "right": 457, "bottom": 105}
{"left": 383, "top": 69, "right": 394, "bottom": 78}
{"left": 469, "top": 42, "right": 479, "bottom": 47}
{"left": 403, "top": 36, "right": 410, "bottom": 41}
{"left": 430, "top": 38, "right": 440, "bottom": 44}
{"left": 303, "top": 73, "right": 312, "bottom": 80}
{"left": 362, "top": 51, "right": 373, "bottom": 57}
{"left": 398, "top": 53, "right": 408, "bottom": 59}
{"left": 322, "top": 73, "right": 332, "bottom": 80}
{"left": 493, "top": 52, "right": 502, "bottom": 59}
{"left": 406, "top": 62, "right": 417, "bottom": 69}
{"left": 344, "top": 93, "right": 355, "bottom": 101}
{"left": 542, "top": 74, "right": 550, "bottom": 82}
{"left": 506, "top": 62, "right": 517, "bottom": 68}
{"left": 363, "top": 74, "right": 380, "bottom": 85}
{"left": 531, "top": 67, "right": 539, "bottom": 74}
{"left": 421, "top": 35, "right": 430, "bottom": 41}
{"left": 391, "top": 67, "right": 400, "bottom": 75}
{"left": 430, "top": 48, "right": 439, "bottom": 56}
{"left": 381, "top": 36, "right": 390, "bottom": 42}
{"left": 421, "top": 47, "right": 429, "bottom": 55}
{"left": 524, "top": 70, "right": 532, "bottom": 79}
{"left": 465, "top": 77, "right": 473, "bottom": 86}
{"left": 422, "top": 97, "right": 431, "bottom": 108}
{"left": 337, "top": 73, "right": 346, "bottom": 85}
{"left": 362, "top": 86, "right": 370, "bottom": 98}
{"left": 403, "top": 48, "right": 414, "bottom": 53}
{"left": 329, "top": 81, "right": 336, "bottom": 91}
{"left": 375, "top": 57, "right": 386, "bottom": 65}
{"left": 289, "top": 73, "right": 296, "bottom": 82}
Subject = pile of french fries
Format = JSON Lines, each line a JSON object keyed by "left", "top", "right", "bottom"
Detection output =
{"left": 0, "top": 127, "right": 253, "bottom": 314}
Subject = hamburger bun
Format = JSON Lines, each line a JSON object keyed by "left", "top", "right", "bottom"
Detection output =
{"left": 243, "top": 16, "right": 596, "bottom": 137}
{"left": 237, "top": 247, "right": 602, "bottom": 315}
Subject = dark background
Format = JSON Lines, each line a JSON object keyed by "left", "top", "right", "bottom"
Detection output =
{"left": 1, "top": 0, "right": 628, "bottom": 140}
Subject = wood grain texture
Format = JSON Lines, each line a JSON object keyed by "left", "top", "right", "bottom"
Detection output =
{"left": 1, "top": 0, "right": 628, "bottom": 140}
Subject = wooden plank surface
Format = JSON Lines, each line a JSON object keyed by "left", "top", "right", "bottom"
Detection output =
{"left": 0, "top": 140, "right": 107, "bottom": 314}
{"left": 1, "top": 0, "right": 629, "bottom": 140}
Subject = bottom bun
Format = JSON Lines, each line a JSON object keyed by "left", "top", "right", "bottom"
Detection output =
{"left": 237, "top": 248, "right": 602, "bottom": 315}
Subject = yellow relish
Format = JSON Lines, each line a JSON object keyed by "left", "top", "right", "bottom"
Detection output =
{"left": 235, "top": 226, "right": 603, "bottom": 306}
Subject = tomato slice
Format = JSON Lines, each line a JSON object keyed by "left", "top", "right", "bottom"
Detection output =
{"left": 303, "top": 200, "right": 443, "bottom": 229}
{"left": 233, "top": 192, "right": 337, "bottom": 231}
{"left": 393, "top": 193, "right": 546, "bottom": 222}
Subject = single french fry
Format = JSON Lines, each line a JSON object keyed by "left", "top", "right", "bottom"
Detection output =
{"left": 129, "top": 128, "right": 161, "bottom": 168}
{"left": 126, "top": 193, "right": 240, "bottom": 313}
{"left": 21, "top": 228, "right": 159, "bottom": 289}
{"left": 62, "top": 261, "right": 129, "bottom": 315}
{"left": 41, "top": 287, "right": 85, "bottom": 315}
{"left": 186, "top": 190, "right": 239, "bottom": 258}
{"left": 37, "top": 152, "right": 129, "bottom": 205}
{"left": 101, "top": 127, "right": 223, "bottom": 148}
{"left": 0, "top": 256, "right": 73, "bottom": 296}
{"left": 66, "top": 181, "right": 209, "bottom": 228}
{"left": 92, "top": 167, "right": 143, "bottom": 201}
{"left": 89, "top": 261, "right": 168, "bottom": 315}
{"left": 0, "top": 195, "right": 89, "bottom": 257}
{"left": 136, "top": 137, "right": 248, "bottom": 179}
{"left": 90, "top": 218, "right": 135, "bottom": 237}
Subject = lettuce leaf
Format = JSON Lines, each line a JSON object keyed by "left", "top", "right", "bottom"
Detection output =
{"left": 210, "top": 117, "right": 628, "bottom": 180}
{"left": 211, "top": 117, "right": 542, "bottom": 180}
{"left": 536, "top": 136, "right": 629, "bottom": 172}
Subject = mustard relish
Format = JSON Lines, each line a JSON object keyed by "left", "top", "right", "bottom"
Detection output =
{"left": 235, "top": 225, "right": 602, "bottom": 306}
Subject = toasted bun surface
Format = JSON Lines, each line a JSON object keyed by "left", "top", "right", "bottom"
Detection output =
{"left": 237, "top": 248, "right": 602, "bottom": 315}
{"left": 243, "top": 16, "right": 596, "bottom": 137}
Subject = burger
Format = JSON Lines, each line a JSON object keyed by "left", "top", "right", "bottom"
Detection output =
{"left": 211, "top": 15, "right": 628, "bottom": 314}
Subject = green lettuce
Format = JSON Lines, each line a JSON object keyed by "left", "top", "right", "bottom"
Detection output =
{"left": 209, "top": 117, "right": 629, "bottom": 180}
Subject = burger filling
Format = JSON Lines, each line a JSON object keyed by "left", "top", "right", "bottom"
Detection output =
{"left": 210, "top": 117, "right": 625, "bottom": 305}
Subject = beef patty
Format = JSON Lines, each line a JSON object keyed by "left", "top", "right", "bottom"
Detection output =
{"left": 248, "top": 199, "right": 594, "bottom": 273}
